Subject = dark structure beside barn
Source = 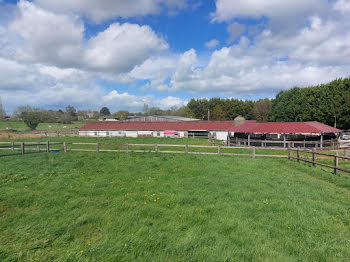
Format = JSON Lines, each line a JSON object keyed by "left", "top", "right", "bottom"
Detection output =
{"left": 229, "top": 121, "right": 342, "bottom": 149}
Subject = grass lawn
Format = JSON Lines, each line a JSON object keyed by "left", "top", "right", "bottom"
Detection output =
{"left": 1, "top": 152, "right": 350, "bottom": 261}
{"left": 0, "top": 121, "right": 87, "bottom": 132}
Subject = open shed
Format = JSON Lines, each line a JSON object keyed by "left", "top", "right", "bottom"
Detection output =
{"left": 229, "top": 121, "right": 342, "bottom": 148}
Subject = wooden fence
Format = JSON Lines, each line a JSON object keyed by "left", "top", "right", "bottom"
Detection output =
{"left": 0, "top": 142, "right": 64, "bottom": 156}
{"left": 2, "top": 141, "right": 350, "bottom": 175}
{"left": 0, "top": 141, "right": 288, "bottom": 158}
{"left": 288, "top": 147, "right": 350, "bottom": 175}
{"left": 229, "top": 138, "right": 337, "bottom": 149}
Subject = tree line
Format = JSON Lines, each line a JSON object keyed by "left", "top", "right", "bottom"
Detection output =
{"left": 269, "top": 78, "right": 350, "bottom": 129}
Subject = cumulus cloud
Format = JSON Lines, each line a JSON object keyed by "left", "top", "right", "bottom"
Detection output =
{"left": 34, "top": 0, "right": 189, "bottom": 22}
{"left": 227, "top": 23, "right": 246, "bottom": 43}
{"left": 211, "top": 0, "right": 328, "bottom": 25}
{"left": 1, "top": 0, "right": 350, "bottom": 112}
{"left": 205, "top": 39, "right": 220, "bottom": 49}
{"left": 84, "top": 23, "right": 168, "bottom": 73}
{"left": 154, "top": 0, "right": 349, "bottom": 96}
{"left": 6, "top": 1, "right": 168, "bottom": 74}
{"left": 9, "top": 0, "right": 84, "bottom": 67}
{"left": 334, "top": 0, "right": 350, "bottom": 14}
{"left": 102, "top": 90, "right": 186, "bottom": 111}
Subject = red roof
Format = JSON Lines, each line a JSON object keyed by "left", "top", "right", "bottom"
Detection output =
{"left": 80, "top": 121, "right": 235, "bottom": 131}
{"left": 230, "top": 121, "right": 341, "bottom": 134}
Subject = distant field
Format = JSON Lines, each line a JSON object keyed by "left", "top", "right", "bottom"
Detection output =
{"left": 1, "top": 151, "right": 350, "bottom": 261}
{"left": 0, "top": 121, "right": 87, "bottom": 131}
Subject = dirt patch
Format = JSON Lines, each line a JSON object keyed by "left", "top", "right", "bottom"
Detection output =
{"left": 0, "top": 132, "right": 43, "bottom": 139}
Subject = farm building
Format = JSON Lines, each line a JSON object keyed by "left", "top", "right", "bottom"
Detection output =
{"left": 79, "top": 121, "right": 235, "bottom": 140}
{"left": 229, "top": 121, "right": 342, "bottom": 148}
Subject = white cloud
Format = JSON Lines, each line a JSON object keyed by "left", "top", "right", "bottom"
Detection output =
{"left": 159, "top": 96, "right": 187, "bottom": 108}
{"left": 5, "top": 1, "right": 169, "bottom": 75}
{"left": 9, "top": 0, "right": 84, "bottom": 67}
{"left": 170, "top": 30, "right": 350, "bottom": 95}
{"left": 102, "top": 90, "right": 186, "bottom": 111}
{"left": 212, "top": 0, "right": 328, "bottom": 25}
{"left": 205, "top": 39, "right": 220, "bottom": 49}
{"left": 34, "top": 0, "right": 189, "bottom": 23}
{"left": 227, "top": 23, "right": 246, "bottom": 43}
{"left": 84, "top": 23, "right": 168, "bottom": 73}
{"left": 334, "top": 0, "right": 350, "bottom": 14}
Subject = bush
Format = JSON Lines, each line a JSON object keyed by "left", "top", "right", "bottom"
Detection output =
{"left": 21, "top": 112, "right": 42, "bottom": 130}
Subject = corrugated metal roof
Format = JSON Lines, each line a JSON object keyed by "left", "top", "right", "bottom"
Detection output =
{"left": 229, "top": 121, "right": 341, "bottom": 134}
{"left": 79, "top": 121, "right": 235, "bottom": 131}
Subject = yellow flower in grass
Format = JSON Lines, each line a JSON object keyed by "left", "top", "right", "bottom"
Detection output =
{"left": 144, "top": 202, "right": 147, "bottom": 205}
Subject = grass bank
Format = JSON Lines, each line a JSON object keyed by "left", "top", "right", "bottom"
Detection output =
{"left": 1, "top": 152, "right": 350, "bottom": 261}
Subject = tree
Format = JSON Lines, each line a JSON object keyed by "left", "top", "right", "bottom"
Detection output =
{"left": 66, "top": 105, "right": 77, "bottom": 117}
{"left": 253, "top": 98, "right": 272, "bottom": 122}
{"left": 143, "top": 103, "right": 149, "bottom": 115}
{"left": 211, "top": 105, "right": 226, "bottom": 120}
{"left": 175, "top": 106, "right": 194, "bottom": 118}
{"left": 113, "top": 110, "right": 130, "bottom": 120}
{"left": 65, "top": 105, "right": 77, "bottom": 121}
{"left": 19, "top": 106, "right": 43, "bottom": 130}
{"left": 0, "top": 97, "right": 5, "bottom": 120}
{"left": 269, "top": 78, "right": 350, "bottom": 129}
{"left": 100, "top": 107, "right": 111, "bottom": 115}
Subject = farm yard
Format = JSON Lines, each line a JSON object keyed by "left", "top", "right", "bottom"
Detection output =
{"left": 1, "top": 139, "right": 350, "bottom": 261}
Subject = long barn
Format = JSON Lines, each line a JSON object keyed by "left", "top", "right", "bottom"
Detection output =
{"left": 79, "top": 121, "right": 236, "bottom": 141}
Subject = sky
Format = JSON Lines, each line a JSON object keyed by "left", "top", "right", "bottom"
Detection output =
{"left": 0, "top": 0, "right": 350, "bottom": 113}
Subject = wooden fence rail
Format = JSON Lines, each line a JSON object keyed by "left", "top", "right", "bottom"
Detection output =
{"left": 0, "top": 142, "right": 64, "bottom": 156}
{"left": 288, "top": 147, "right": 350, "bottom": 175}
{"left": 230, "top": 138, "right": 337, "bottom": 149}
{"left": 0, "top": 141, "right": 287, "bottom": 159}
{"left": 2, "top": 141, "right": 350, "bottom": 175}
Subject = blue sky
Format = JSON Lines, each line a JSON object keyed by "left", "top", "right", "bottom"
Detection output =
{"left": 0, "top": 0, "right": 350, "bottom": 113}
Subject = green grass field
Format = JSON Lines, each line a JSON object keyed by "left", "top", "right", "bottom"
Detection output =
{"left": 1, "top": 151, "right": 350, "bottom": 261}
{"left": 0, "top": 121, "right": 87, "bottom": 131}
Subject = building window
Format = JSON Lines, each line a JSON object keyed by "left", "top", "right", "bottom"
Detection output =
{"left": 106, "top": 132, "right": 109, "bottom": 136}
{"left": 157, "top": 132, "right": 160, "bottom": 136}
{"left": 94, "top": 132, "right": 97, "bottom": 136}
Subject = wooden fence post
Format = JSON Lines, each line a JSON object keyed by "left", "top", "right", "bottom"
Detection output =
{"left": 11, "top": 142, "right": 14, "bottom": 151}
{"left": 155, "top": 144, "right": 158, "bottom": 153}
{"left": 334, "top": 152, "right": 338, "bottom": 175}
{"left": 126, "top": 143, "right": 129, "bottom": 153}
{"left": 297, "top": 147, "right": 300, "bottom": 163}
{"left": 46, "top": 141, "right": 50, "bottom": 153}
{"left": 288, "top": 147, "right": 292, "bottom": 160}
{"left": 64, "top": 142, "right": 67, "bottom": 152}
{"left": 185, "top": 144, "right": 189, "bottom": 154}
{"left": 218, "top": 145, "right": 221, "bottom": 155}
{"left": 344, "top": 149, "right": 348, "bottom": 162}
{"left": 96, "top": 143, "right": 99, "bottom": 152}
{"left": 252, "top": 147, "right": 256, "bottom": 159}
{"left": 37, "top": 144, "right": 40, "bottom": 152}
{"left": 21, "top": 142, "right": 24, "bottom": 155}
{"left": 312, "top": 148, "right": 316, "bottom": 167}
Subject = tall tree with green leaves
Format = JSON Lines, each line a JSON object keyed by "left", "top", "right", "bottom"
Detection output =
{"left": 253, "top": 98, "right": 272, "bottom": 122}
{"left": 100, "top": 107, "right": 111, "bottom": 115}
{"left": 269, "top": 78, "right": 350, "bottom": 129}
{"left": 211, "top": 105, "right": 226, "bottom": 120}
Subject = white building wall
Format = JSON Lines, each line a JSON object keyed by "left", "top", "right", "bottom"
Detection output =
{"left": 124, "top": 131, "right": 138, "bottom": 138}
{"left": 80, "top": 130, "right": 227, "bottom": 140}
{"left": 210, "top": 131, "right": 228, "bottom": 141}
